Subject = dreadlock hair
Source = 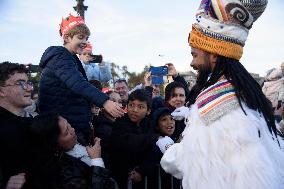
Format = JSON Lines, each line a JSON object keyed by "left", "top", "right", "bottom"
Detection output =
{"left": 188, "top": 55, "right": 277, "bottom": 136}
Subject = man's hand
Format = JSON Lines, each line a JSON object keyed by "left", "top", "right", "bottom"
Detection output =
{"left": 130, "top": 170, "right": 143, "bottom": 182}
{"left": 86, "top": 137, "right": 101, "bottom": 159}
{"left": 6, "top": 173, "right": 26, "bottom": 189}
{"left": 165, "top": 63, "right": 178, "bottom": 77}
{"left": 103, "top": 100, "right": 124, "bottom": 118}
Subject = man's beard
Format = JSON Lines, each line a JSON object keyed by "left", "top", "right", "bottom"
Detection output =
{"left": 186, "top": 55, "right": 212, "bottom": 106}
{"left": 195, "top": 61, "right": 211, "bottom": 88}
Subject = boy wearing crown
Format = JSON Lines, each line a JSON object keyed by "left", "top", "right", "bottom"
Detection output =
{"left": 157, "top": 0, "right": 284, "bottom": 189}
{"left": 38, "top": 14, "right": 124, "bottom": 145}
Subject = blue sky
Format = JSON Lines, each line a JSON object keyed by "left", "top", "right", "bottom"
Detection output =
{"left": 0, "top": 0, "right": 283, "bottom": 76}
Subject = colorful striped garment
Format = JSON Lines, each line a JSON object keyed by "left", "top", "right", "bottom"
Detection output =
{"left": 196, "top": 78, "right": 239, "bottom": 125}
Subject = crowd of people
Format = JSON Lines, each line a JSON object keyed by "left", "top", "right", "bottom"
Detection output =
{"left": 1, "top": 0, "right": 284, "bottom": 189}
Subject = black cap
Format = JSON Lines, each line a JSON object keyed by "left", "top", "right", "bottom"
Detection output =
{"left": 152, "top": 107, "right": 172, "bottom": 128}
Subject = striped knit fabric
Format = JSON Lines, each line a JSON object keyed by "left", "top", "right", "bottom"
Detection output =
{"left": 196, "top": 78, "right": 239, "bottom": 125}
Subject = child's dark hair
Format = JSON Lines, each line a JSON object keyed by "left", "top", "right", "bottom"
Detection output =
{"left": 0, "top": 62, "right": 27, "bottom": 86}
{"left": 128, "top": 89, "right": 152, "bottom": 110}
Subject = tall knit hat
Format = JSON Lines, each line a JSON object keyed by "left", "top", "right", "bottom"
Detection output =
{"left": 189, "top": 0, "right": 268, "bottom": 60}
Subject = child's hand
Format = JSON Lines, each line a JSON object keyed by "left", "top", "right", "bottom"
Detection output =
{"left": 130, "top": 170, "right": 142, "bottom": 182}
{"left": 86, "top": 137, "right": 101, "bottom": 159}
{"left": 156, "top": 136, "right": 174, "bottom": 154}
{"left": 103, "top": 100, "right": 124, "bottom": 118}
{"left": 6, "top": 173, "right": 26, "bottom": 189}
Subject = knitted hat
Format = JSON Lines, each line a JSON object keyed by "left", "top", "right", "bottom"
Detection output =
{"left": 189, "top": 0, "right": 268, "bottom": 60}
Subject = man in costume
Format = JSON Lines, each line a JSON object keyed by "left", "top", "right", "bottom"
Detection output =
{"left": 157, "top": 0, "right": 284, "bottom": 188}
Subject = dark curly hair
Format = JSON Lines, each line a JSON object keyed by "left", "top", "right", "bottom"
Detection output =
{"left": 0, "top": 62, "right": 27, "bottom": 86}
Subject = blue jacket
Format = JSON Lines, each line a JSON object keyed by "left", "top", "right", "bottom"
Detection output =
{"left": 82, "top": 62, "right": 112, "bottom": 82}
{"left": 38, "top": 46, "right": 109, "bottom": 144}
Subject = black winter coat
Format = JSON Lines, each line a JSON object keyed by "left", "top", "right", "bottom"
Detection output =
{"left": 0, "top": 107, "right": 33, "bottom": 188}
{"left": 92, "top": 112, "right": 116, "bottom": 168}
{"left": 38, "top": 46, "right": 109, "bottom": 145}
{"left": 58, "top": 154, "right": 118, "bottom": 189}
{"left": 25, "top": 153, "right": 119, "bottom": 189}
{"left": 109, "top": 115, "right": 159, "bottom": 189}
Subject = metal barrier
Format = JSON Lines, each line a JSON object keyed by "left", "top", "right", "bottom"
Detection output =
{"left": 127, "top": 165, "right": 182, "bottom": 189}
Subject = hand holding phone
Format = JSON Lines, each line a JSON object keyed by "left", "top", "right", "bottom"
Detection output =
{"left": 89, "top": 55, "right": 103, "bottom": 63}
{"left": 165, "top": 63, "right": 178, "bottom": 77}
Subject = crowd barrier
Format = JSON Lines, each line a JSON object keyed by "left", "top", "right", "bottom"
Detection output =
{"left": 127, "top": 166, "right": 182, "bottom": 189}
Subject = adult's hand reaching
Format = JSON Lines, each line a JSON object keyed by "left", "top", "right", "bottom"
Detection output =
{"left": 103, "top": 100, "right": 124, "bottom": 118}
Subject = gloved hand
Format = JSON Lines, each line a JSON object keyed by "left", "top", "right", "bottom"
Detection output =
{"left": 171, "top": 106, "right": 190, "bottom": 121}
{"left": 156, "top": 136, "right": 174, "bottom": 154}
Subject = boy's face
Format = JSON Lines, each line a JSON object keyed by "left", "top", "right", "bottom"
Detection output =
{"left": 0, "top": 72, "right": 33, "bottom": 110}
{"left": 64, "top": 34, "right": 89, "bottom": 54}
{"left": 158, "top": 114, "right": 175, "bottom": 136}
{"left": 127, "top": 100, "right": 150, "bottom": 124}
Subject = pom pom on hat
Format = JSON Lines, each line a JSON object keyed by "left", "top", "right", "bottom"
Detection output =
{"left": 189, "top": 0, "right": 268, "bottom": 60}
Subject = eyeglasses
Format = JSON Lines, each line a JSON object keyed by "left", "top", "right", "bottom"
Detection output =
{"left": 3, "top": 81, "right": 34, "bottom": 90}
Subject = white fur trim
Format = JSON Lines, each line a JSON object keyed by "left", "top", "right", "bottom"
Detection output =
{"left": 161, "top": 104, "right": 284, "bottom": 189}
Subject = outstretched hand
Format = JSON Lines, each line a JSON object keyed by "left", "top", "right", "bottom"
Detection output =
{"left": 103, "top": 100, "right": 124, "bottom": 118}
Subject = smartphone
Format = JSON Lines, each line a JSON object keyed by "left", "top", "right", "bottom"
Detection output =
{"left": 89, "top": 55, "right": 103, "bottom": 63}
{"left": 151, "top": 75, "right": 165, "bottom": 85}
{"left": 149, "top": 66, "right": 168, "bottom": 76}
